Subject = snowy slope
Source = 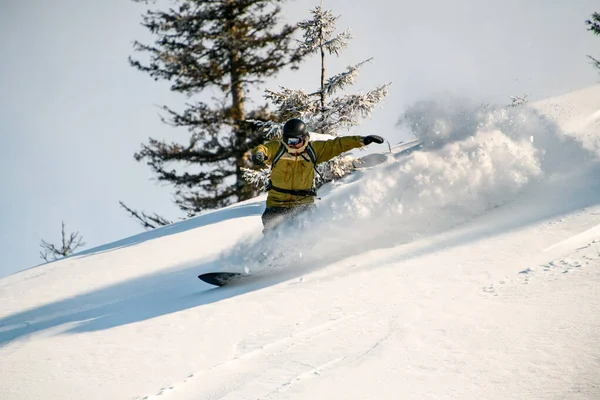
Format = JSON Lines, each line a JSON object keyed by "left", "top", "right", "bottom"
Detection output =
{"left": 1, "top": 86, "right": 600, "bottom": 400}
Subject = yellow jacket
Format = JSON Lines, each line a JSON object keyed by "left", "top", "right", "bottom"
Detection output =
{"left": 253, "top": 136, "right": 364, "bottom": 208}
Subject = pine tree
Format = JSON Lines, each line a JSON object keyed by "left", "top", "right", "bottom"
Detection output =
{"left": 243, "top": 6, "right": 389, "bottom": 189}
{"left": 129, "top": 0, "right": 304, "bottom": 214}
{"left": 39, "top": 222, "right": 86, "bottom": 262}
{"left": 586, "top": 12, "right": 600, "bottom": 71}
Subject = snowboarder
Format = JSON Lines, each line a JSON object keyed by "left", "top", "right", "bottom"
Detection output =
{"left": 251, "top": 118, "right": 384, "bottom": 233}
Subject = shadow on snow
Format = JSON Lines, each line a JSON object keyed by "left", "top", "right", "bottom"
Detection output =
{"left": 77, "top": 201, "right": 264, "bottom": 259}
{"left": 0, "top": 168, "right": 599, "bottom": 347}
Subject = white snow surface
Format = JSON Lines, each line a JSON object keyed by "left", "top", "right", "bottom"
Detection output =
{"left": 2, "top": 86, "right": 600, "bottom": 399}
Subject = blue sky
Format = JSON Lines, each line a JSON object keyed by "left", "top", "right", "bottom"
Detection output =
{"left": 1, "top": 0, "right": 598, "bottom": 277}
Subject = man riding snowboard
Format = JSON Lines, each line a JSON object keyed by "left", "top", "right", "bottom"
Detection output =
{"left": 251, "top": 118, "right": 384, "bottom": 233}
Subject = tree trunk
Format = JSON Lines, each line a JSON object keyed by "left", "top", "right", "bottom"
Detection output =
{"left": 319, "top": 27, "right": 326, "bottom": 111}
{"left": 226, "top": 3, "right": 253, "bottom": 202}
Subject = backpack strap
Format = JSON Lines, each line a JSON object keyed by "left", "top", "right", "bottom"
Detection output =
{"left": 267, "top": 142, "right": 323, "bottom": 197}
{"left": 306, "top": 144, "right": 317, "bottom": 164}
{"left": 264, "top": 185, "right": 317, "bottom": 197}
{"left": 271, "top": 143, "right": 286, "bottom": 169}
{"left": 300, "top": 145, "right": 324, "bottom": 181}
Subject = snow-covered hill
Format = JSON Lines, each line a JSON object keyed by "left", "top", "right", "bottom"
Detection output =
{"left": 1, "top": 86, "right": 600, "bottom": 400}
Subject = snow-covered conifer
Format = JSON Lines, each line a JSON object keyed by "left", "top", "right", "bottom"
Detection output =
{"left": 243, "top": 5, "right": 389, "bottom": 190}
{"left": 586, "top": 12, "right": 600, "bottom": 72}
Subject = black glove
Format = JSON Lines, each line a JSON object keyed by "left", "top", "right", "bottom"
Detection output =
{"left": 362, "top": 135, "right": 384, "bottom": 145}
{"left": 251, "top": 151, "right": 266, "bottom": 165}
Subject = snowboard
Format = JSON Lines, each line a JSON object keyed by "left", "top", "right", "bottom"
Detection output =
{"left": 198, "top": 272, "right": 246, "bottom": 287}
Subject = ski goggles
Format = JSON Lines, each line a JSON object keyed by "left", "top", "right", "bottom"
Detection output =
{"left": 284, "top": 136, "right": 304, "bottom": 146}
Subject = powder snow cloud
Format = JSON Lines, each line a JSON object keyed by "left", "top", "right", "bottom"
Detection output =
{"left": 223, "top": 98, "right": 596, "bottom": 272}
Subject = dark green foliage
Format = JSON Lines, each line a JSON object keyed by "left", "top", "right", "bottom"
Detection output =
{"left": 586, "top": 12, "right": 600, "bottom": 71}
{"left": 130, "top": 0, "right": 304, "bottom": 213}
{"left": 586, "top": 12, "right": 600, "bottom": 35}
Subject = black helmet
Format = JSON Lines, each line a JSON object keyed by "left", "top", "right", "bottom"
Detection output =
{"left": 282, "top": 118, "right": 308, "bottom": 139}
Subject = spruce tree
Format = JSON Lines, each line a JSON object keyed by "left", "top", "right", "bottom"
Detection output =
{"left": 130, "top": 0, "right": 303, "bottom": 214}
{"left": 586, "top": 12, "right": 600, "bottom": 71}
{"left": 243, "top": 6, "right": 389, "bottom": 190}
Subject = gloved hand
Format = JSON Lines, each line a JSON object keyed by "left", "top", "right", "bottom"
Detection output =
{"left": 251, "top": 151, "right": 266, "bottom": 166}
{"left": 361, "top": 135, "right": 385, "bottom": 145}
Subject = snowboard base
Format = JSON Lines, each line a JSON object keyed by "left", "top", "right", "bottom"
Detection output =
{"left": 198, "top": 272, "right": 245, "bottom": 287}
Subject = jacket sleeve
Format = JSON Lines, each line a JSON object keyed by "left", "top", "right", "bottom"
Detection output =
{"left": 312, "top": 136, "right": 364, "bottom": 163}
{"left": 252, "top": 141, "right": 281, "bottom": 166}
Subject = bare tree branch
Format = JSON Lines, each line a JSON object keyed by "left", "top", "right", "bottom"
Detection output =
{"left": 39, "top": 222, "right": 86, "bottom": 262}
{"left": 119, "top": 201, "right": 172, "bottom": 231}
